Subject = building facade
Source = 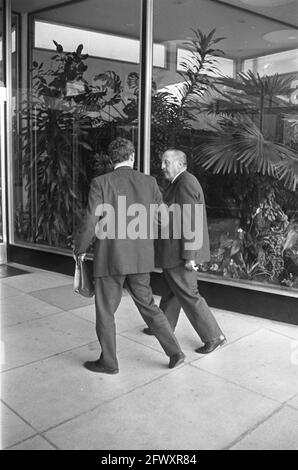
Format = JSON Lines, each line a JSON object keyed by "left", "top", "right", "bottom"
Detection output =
{"left": 1, "top": 0, "right": 298, "bottom": 320}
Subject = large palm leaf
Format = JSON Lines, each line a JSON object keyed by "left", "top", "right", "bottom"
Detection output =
{"left": 194, "top": 115, "right": 298, "bottom": 189}
{"left": 199, "top": 71, "right": 297, "bottom": 119}
{"left": 218, "top": 71, "right": 294, "bottom": 103}
{"left": 275, "top": 156, "right": 298, "bottom": 191}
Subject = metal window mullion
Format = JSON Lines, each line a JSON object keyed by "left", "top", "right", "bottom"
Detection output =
{"left": 0, "top": 98, "right": 7, "bottom": 249}
{"left": 5, "top": 0, "right": 13, "bottom": 245}
{"left": 138, "top": 0, "right": 153, "bottom": 175}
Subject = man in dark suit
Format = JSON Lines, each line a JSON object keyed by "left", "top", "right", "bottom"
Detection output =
{"left": 143, "top": 149, "right": 226, "bottom": 354}
{"left": 73, "top": 138, "right": 185, "bottom": 374}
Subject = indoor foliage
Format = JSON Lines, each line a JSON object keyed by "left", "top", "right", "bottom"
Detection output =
{"left": 16, "top": 29, "right": 298, "bottom": 288}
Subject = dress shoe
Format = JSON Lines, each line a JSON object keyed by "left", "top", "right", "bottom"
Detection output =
{"left": 83, "top": 360, "right": 119, "bottom": 374}
{"left": 169, "top": 352, "right": 186, "bottom": 369}
{"left": 143, "top": 327, "right": 154, "bottom": 336}
{"left": 195, "top": 335, "right": 226, "bottom": 354}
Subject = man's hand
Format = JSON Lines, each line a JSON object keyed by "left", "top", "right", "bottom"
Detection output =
{"left": 73, "top": 252, "right": 86, "bottom": 262}
{"left": 184, "top": 260, "right": 198, "bottom": 271}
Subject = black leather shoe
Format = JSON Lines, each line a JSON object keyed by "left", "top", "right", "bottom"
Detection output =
{"left": 169, "top": 352, "right": 186, "bottom": 369}
{"left": 195, "top": 335, "right": 226, "bottom": 354}
{"left": 83, "top": 360, "right": 119, "bottom": 374}
{"left": 143, "top": 327, "right": 154, "bottom": 336}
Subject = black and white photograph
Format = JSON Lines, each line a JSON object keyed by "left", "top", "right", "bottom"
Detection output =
{"left": 0, "top": 0, "right": 298, "bottom": 453}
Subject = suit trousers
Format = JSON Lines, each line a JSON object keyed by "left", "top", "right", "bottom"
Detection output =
{"left": 94, "top": 273, "right": 182, "bottom": 370}
{"left": 160, "top": 264, "right": 222, "bottom": 343}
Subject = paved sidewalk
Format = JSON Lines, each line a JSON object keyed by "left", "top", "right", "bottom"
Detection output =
{"left": 1, "top": 264, "right": 297, "bottom": 450}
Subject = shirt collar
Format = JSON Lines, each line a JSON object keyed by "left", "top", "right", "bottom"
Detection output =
{"left": 171, "top": 168, "right": 186, "bottom": 184}
{"left": 114, "top": 162, "right": 132, "bottom": 170}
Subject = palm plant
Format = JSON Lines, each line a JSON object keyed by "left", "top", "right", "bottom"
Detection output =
{"left": 194, "top": 70, "right": 298, "bottom": 191}
{"left": 123, "top": 29, "right": 226, "bottom": 180}
{"left": 172, "top": 28, "right": 226, "bottom": 123}
{"left": 212, "top": 71, "right": 295, "bottom": 130}
{"left": 195, "top": 114, "right": 298, "bottom": 191}
{"left": 163, "top": 31, "right": 298, "bottom": 285}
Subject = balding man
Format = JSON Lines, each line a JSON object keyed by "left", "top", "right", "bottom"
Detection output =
{"left": 144, "top": 149, "right": 226, "bottom": 354}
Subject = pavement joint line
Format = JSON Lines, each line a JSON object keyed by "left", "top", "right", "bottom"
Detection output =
{"left": 3, "top": 433, "right": 40, "bottom": 451}
{"left": 1, "top": 309, "right": 68, "bottom": 329}
{"left": 1, "top": 306, "right": 99, "bottom": 330}
{"left": 1, "top": 325, "right": 183, "bottom": 373}
{"left": 2, "top": 430, "right": 60, "bottom": 451}
{"left": 68, "top": 311, "right": 145, "bottom": 332}
{"left": 1, "top": 409, "right": 59, "bottom": 450}
{"left": 70, "top": 312, "right": 95, "bottom": 324}
{"left": 0, "top": 340, "right": 99, "bottom": 374}
{"left": 188, "top": 324, "right": 297, "bottom": 360}
{"left": 38, "top": 433, "right": 60, "bottom": 450}
{"left": 284, "top": 390, "right": 298, "bottom": 406}
{"left": 263, "top": 326, "right": 298, "bottom": 341}
{"left": 118, "top": 320, "right": 265, "bottom": 358}
{"left": 189, "top": 326, "right": 266, "bottom": 357}
{"left": 285, "top": 403, "right": 298, "bottom": 412}
{"left": 34, "top": 364, "right": 194, "bottom": 437}
{"left": 1, "top": 280, "right": 73, "bottom": 290}
{"left": 188, "top": 362, "right": 285, "bottom": 405}
{"left": 28, "top": 293, "right": 94, "bottom": 312}
{"left": 0, "top": 398, "right": 40, "bottom": 439}
{"left": 118, "top": 332, "right": 165, "bottom": 356}
{"left": 26, "top": 283, "right": 73, "bottom": 293}
{"left": 0, "top": 329, "right": 177, "bottom": 374}
{"left": 223, "top": 403, "right": 286, "bottom": 450}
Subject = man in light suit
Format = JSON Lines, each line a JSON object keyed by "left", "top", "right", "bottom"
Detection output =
{"left": 143, "top": 149, "right": 226, "bottom": 354}
{"left": 73, "top": 138, "right": 185, "bottom": 374}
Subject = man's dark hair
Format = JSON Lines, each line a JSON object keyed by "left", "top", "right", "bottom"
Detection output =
{"left": 108, "top": 137, "right": 135, "bottom": 164}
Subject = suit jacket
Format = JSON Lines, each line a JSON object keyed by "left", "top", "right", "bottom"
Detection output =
{"left": 73, "top": 166, "right": 163, "bottom": 277}
{"left": 155, "top": 170, "right": 210, "bottom": 269}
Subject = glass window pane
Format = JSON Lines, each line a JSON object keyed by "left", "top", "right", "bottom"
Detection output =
{"left": 12, "top": 0, "right": 140, "bottom": 251}
{"left": 0, "top": 0, "right": 4, "bottom": 245}
{"left": 243, "top": 49, "right": 298, "bottom": 76}
{"left": 0, "top": 1, "right": 4, "bottom": 86}
{"left": 35, "top": 20, "right": 166, "bottom": 68}
{"left": 0, "top": 101, "right": 3, "bottom": 243}
{"left": 177, "top": 48, "right": 235, "bottom": 77}
{"left": 152, "top": 0, "right": 298, "bottom": 293}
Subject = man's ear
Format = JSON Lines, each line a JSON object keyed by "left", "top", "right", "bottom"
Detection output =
{"left": 129, "top": 152, "right": 135, "bottom": 163}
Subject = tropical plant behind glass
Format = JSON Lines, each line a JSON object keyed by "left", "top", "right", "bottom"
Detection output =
{"left": 19, "top": 43, "right": 92, "bottom": 247}
{"left": 18, "top": 42, "right": 128, "bottom": 247}
{"left": 16, "top": 30, "right": 298, "bottom": 286}
{"left": 160, "top": 30, "right": 298, "bottom": 285}
{"left": 123, "top": 29, "right": 226, "bottom": 182}
{"left": 186, "top": 62, "right": 298, "bottom": 284}
{"left": 195, "top": 71, "right": 298, "bottom": 191}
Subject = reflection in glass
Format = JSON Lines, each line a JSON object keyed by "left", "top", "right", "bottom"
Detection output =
{"left": 244, "top": 49, "right": 298, "bottom": 76}
{"left": 152, "top": 0, "right": 298, "bottom": 291}
{"left": 0, "top": 0, "right": 3, "bottom": 243}
{"left": 13, "top": 0, "right": 140, "bottom": 250}
{"left": 9, "top": 0, "right": 298, "bottom": 293}
{"left": 0, "top": 2, "right": 3, "bottom": 86}
{"left": 0, "top": 103, "right": 2, "bottom": 243}
{"left": 35, "top": 20, "right": 165, "bottom": 68}
{"left": 177, "top": 48, "right": 234, "bottom": 77}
